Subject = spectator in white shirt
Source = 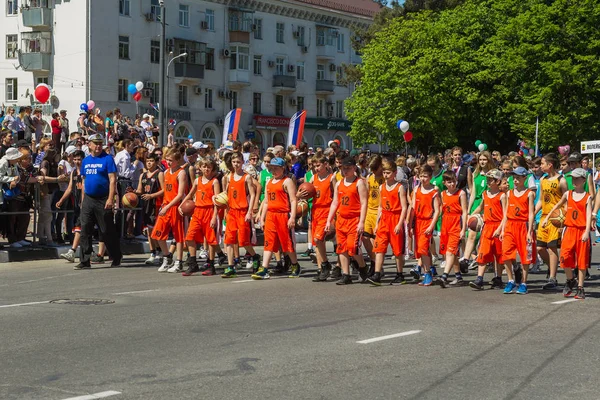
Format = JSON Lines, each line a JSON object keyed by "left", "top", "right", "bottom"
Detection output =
{"left": 114, "top": 139, "right": 140, "bottom": 181}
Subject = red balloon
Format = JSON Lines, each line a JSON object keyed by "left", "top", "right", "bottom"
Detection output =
{"left": 403, "top": 131, "right": 413, "bottom": 142}
{"left": 133, "top": 92, "right": 142, "bottom": 102}
{"left": 34, "top": 86, "right": 50, "bottom": 103}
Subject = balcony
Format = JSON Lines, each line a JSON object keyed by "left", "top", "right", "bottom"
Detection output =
{"left": 173, "top": 63, "right": 204, "bottom": 80}
{"left": 21, "top": 52, "right": 51, "bottom": 71}
{"left": 229, "top": 70, "right": 250, "bottom": 88}
{"left": 22, "top": 6, "right": 52, "bottom": 28}
{"left": 316, "top": 45, "right": 336, "bottom": 60}
{"left": 228, "top": 11, "right": 252, "bottom": 44}
{"left": 316, "top": 80, "right": 334, "bottom": 94}
{"left": 273, "top": 75, "right": 296, "bottom": 93}
{"left": 20, "top": 31, "right": 52, "bottom": 72}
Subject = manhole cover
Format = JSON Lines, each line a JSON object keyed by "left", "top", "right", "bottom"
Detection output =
{"left": 50, "top": 299, "right": 115, "bottom": 305}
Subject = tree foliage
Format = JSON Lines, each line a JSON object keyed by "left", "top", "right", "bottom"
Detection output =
{"left": 347, "top": 0, "right": 600, "bottom": 153}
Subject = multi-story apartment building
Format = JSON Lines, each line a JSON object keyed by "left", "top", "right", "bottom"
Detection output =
{"left": 0, "top": 0, "right": 379, "bottom": 151}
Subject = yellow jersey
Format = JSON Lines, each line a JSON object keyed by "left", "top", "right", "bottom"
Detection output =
{"left": 540, "top": 174, "right": 562, "bottom": 215}
{"left": 367, "top": 174, "right": 385, "bottom": 212}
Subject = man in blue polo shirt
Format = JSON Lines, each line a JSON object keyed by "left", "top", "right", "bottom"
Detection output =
{"left": 75, "top": 134, "right": 122, "bottom": 269}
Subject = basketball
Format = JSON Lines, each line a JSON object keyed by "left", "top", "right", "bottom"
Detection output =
{"left": 297, "top": 182, "right": 316, "bottom": 200}
{"left": 213, "top": 192, "right": 229, "bottom": 209}
{"left": 467, "top": 214, "right": 483, "bottom": 232}
{"left": 122, "top": 192, "right": 138, "bottom": 209}
{"left": 296, "top": 200, "right": 309, "bottom": 218}
{"left": 549, "top": 208, "right": 566, "bottom": 228}
{"left": 180, "top": 199, "right": 196, "bottom": 217}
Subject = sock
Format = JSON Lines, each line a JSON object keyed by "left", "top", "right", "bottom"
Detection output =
{"left": 508, "top": 279, "right": 515, "bottom": 283}
{"left": 71, "top": 247, "right": 76, "bottom": 252}
{"left": 188, "top": 255, "right": 196, "bottom": 262}
{"left": 476, "top": 275, "right": 483, "bottom": 281}
{"left": 307, "top": 243, "right": 313, "bottom": 250}
{"left": 207, "top": 258, "right": 214, "bottom": 266}
{"left": 234, "top": 257, "right": 240, "bottom": 264}
{"left": 441, "top": 273, "right": 448, "bottom": 280}
{"left": 166, "top": 253, "right": 173, "bottom": 259}
{"left": 252, "top": 254, "right": 260, "bottom": 261}
{"left": 151, "top": 250, "right": 156, "bottom": 256}
{"left": 218, "top": 251, "right": 225, "bottom": 258}
{"left": 456, "top": 273, "right": 463, "bottom": 280}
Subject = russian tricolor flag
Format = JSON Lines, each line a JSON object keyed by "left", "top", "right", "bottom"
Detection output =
{"left": 287, "top": 110, "right": 306, "bottom": 148}
{"left": 222, "top": 108, "right": 242, "bottom": 144}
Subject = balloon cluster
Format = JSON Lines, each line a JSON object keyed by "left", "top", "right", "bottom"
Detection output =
{"left": 128, "top": 81, "right": 145, "bottom": 102}
{"left": 34, "top": 83, "right": 51, "bottom": 103}
{"left": 475, "top": 140, "right": 487, "bottom": 152}
{"left": 558, "top": 144, "right": 570, "bottom": 156}
{"left": 80, "top": 100, "right": 95, "bottom": 113}
{"left": 397, "top": 120, "right": 413, "bottom": 142}
{"left": 517, "top": 140, "right": 537, "bottom": 156}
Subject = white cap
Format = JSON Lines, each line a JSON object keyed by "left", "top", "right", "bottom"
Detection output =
{"left": 65, "top": 145, "right": 77, "bottom": 155}
{"left": 192, "top": 141, "right": 208, "bottom": 149}
{"left": 142, "top": 113, "right": 150, "bottom": 119}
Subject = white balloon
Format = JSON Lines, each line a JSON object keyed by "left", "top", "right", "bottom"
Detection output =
{"left": 400, "top": 120, "right": 410, "bottom": 133}
{"left": 135, "top": 81, "right": 144, "bottom": 91}
{"left": 478, "top": 143, "right": 485, "bottom": 152}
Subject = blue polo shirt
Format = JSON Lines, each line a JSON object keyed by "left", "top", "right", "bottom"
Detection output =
{"left": 81, "top": 152, "right": 117, "bottom": 198}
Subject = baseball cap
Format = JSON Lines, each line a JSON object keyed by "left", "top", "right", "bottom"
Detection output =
{"left": 485, "top": 169, "right": 503, "bottom": 180}
{"left": 463, "top": 154, "right": 474, "bottom": 164}
{"left": 192, "top": 141, "right": 209, "bottom": 149}
{"left": 185, "top": 147, "right": 198, "bottom": 157}
{"left": 88, "top": 133, "right": 104, "bottom": 143}
{"left": 512, "top": 166, "right": 528, "bottom": 176}
{"left": 570, "top": 168, "right": 587, "bottom": 178}
{"left": 270, "top": 157, "right": 286, "bottom": 167}
{"left": 567, "top": 152, "right": 582, "bottom": 163}
{"left": 15, "top": 139, "right": 30, "bottom": 148}
{"left": 349, "top": 149, "right": 360, "bottom": 157}
{"left": 142, "top": 113, "right": 150, "bottom": 119}
{"left": 65, "top": 145, "right": 77, "bottom": 155}
{"left": 341, "top": 157, "right": 356, "bottom": 167}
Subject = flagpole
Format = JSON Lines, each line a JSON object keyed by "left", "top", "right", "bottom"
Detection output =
{"left": 535, "top": 116, "right": 539, "bottom": 156}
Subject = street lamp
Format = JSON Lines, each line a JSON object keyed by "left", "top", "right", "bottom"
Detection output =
{"left": 164, "top": 52, "right": 187, "bottom": 134}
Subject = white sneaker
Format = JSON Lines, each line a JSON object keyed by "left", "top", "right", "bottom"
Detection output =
{"left": 440, "top": 261, "right": 447, "bottom": 269}
{"left": 18, "top": 240, "right": 31, "bottom": 247}
{"left": 145, "top": 254, "right": 157, "bottom": 265}
{"left": 60, "top": 249, "right": 76, "bottom": 263}
{"left": 245, "top": 257, "right": 254, "bottom": 270}
{"left": 167, "top": 261, "right": 183, "bottom": 273}
{"left": 158, "top": 257, "right": 172, "bottom": 272}
{"left": 198, "top": 248, "right": 208, "bottom": 259}
{"left": 9, "top": 242, "right": 22, "bottom": 248}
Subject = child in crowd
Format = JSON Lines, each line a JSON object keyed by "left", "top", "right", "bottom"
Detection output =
{"left": 136, "top": 153, "right": 164, "bottom": 265}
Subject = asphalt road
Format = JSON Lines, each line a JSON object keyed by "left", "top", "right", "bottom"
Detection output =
{"left": 2, "top": 243, "right": 600, "bottom": 400}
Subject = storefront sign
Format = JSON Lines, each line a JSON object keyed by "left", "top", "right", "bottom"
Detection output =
{"left": 253, "top": 115, "right": 290, "bottom": 129}
{"left": 305, "top": 118, "right": 352, "bottom": 131}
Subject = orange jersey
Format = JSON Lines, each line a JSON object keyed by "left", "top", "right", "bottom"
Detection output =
{"left": 564, "top": 191, "right": 590, "bottom": 228}
{"left": 228, "top": 172, "right": 249, "bottom": 210}
{"left": 163, "top": 167, "right": 183, "bottom": 205}
{"left": 266, "top": 177, "right": 290, "bottom": 213}
{"left": 482, "top": 191, "right": 503, "bottom": 223}
{"left": 441, "top": 189, "right": 463, "bottom": 216}
{"left": 337, "top": 178, "right": 361, "bottom": 218}
{"left": 313, "top": 174, "right": 333, "bottom": 209}
{"left": 414, "top": 186, "right": 438, "bottom": 220}
{"left": 380, "top": 182, "right": 402, "bottom": 214}
{"left": 506, "top": 189, "right": 531, "bottom": 221}
{"left": 195, "top": 177, "right": 216, "bottom": 208}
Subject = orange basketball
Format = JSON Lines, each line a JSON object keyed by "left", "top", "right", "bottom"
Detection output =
{"left": 549, "top": 208, "right": 565, "bottom": 228}
{"left": 296, "top": 200, "right": 309, "bottom": 218}
{"left": 122, "top": 192, "right": 138, "bottom": 209}
{"left": 467, "top": 214, "right": 484, "bottom": 232}
{"left": 297, "top": 182, "right": 316, "bottom": 200}
{"left": 213, "top": 192, "right": 229, "bottom": 209}
{"left": 180, "top": 199, "right": 196, "bottom": 216}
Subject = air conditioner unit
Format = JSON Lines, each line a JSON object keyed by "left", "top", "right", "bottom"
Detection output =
{"left": 145, "top": 13, "right": 155, "bottom": 22}
{"left": 142, "top": 89, "right": 153, "bottom": 97}
{"left": 329, "top": 63, "right": 337, "bottom": 72}
{"left": 290, "top": 98, "right": 297, "bottom": 106}
{"left": 268, "top": 60, "right": 275, "bottom": 68}
{"left": 217, "top": 118, "right": 224, "bottom": 125}
{"left": 226, "top": 91, "right": 233, "bottom": 99}
{"left": 144, "top": 81, "right": 153, "bottom": 88}
{"left": 193, "top": 86, "right": 202, "bottom": 95}
{"left": 200, "top": 21, "right": 209, "bottom": 30}
{"left": 218, "top": 90, "right": 226, "bottom": 98}
{"left": 301, "top": 46, "right": 308, "bottom": 53}
{"left": 287, "top": 65, "right": 295, "bottom": 73}
{"left": 166, "top": 38, "right": 175, "bottom": 52}
{"left": 221, "top": 49, "right": 230, "bottom": 58}
{"left": 251, "top": 23, "right": 257, "bottom": 31}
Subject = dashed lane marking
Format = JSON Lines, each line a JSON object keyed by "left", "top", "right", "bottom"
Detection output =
{"left": 357, "top": 330, "right": 422, "bottom": 344}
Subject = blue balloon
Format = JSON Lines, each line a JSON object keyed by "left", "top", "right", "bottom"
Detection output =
{"left": 80, "top": 103, "right": 88, "bottom": 112}
{"left": 128, "top": 84, "right": 137, "bottom": 94}
{"left": 397, "top": 120, "right": 404, "bottom": 130}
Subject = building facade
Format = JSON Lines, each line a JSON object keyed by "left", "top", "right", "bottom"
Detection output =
{"left": 0, "top": 0, "right": 379, "bottom": 150}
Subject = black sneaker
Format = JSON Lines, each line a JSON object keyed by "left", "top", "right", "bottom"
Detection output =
{"left": 563, "top": 279, "right": 576, "bottom": 297}
{"left": 542, "top": 277, "right": 558, "bottom": 290}
{"left": 273, "top": 262, "right": 286, "bottom": 275}
{"left": 330, "top": 266, "right": 342, "bottom": 280}
{"left": 459, "top": 259, "right": 469, "bottom": 274}
{"left": 182, "top": 262, "right": 200, "bottom": 276}
{"left": 490, "top": 276, "right": 504, "bottom": 289}
{"left": 367, "top": 272, "right": 382, "bottom": 286}
{"left": 358, "top": 266, "right": 369, "bottom": 283}
{"left": 350, "top": 259, "right": 359, "bottom": 275}
{"left": 436, "top": 277, "right": 448, "bottom": 288}
{"left": 110, "top": 258, "right": 122, "bottom": 268}
{"left": 313, "top": 262, "right": 332, "bottom": 282}
{"left": 410, "top": 269, "right": 420, "bottom": 281}
{"left": 514, "top": 266, "right": 523, "bottom": 284}
{"left": 74, "top": 263, "right": 91, "bottom": 270}
{"left": 335, "top": 274, "right": 353, "bottom": 285}
{"left": 91, "top": 254, "right": 105, "bottom": 264}
{"left": 469, "top": 278, "right": 484, "bottom": 290}
{"left": 575, "top": 287, "right": 586, "bottom": 300}
{"left": 301, "top": 248, "right": 314, "bottom": 257}
{"left": 368, "top": 260, "right": 375, "bottom": 278}
{"left": 218, "top": 253, "right": 228, "bottom": 266}
{"left": 309, "top": 253, "right": 318, "bottom": 264}
{"left": 390, "top": 273, "right": 406, "bottom": 285}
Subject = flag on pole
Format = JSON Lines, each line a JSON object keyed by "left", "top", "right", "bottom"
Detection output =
{"left": 535, "top": 116, "right": 539, "bottom": 157}
{"left": 222, "top": 108, "right": 242, "bottom": 145}
{"left": 149, "top": 103, "right": 159, "bottom": 112}
{"left": 287, "top": 110, "right": 306, "bottom": 148}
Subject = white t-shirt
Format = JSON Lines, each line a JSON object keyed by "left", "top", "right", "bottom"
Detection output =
{"left": 58, "top": 160, "right": 74, "bottom": 191}
{"left": 141, "top": 121, "right": 153, "bottom": 139}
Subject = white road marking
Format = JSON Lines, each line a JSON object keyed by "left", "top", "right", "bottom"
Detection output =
{"left": 232, "top": 279, "right": 256, "bottom": 284}
{"left": 112, "top": 289, "right": 158, "bottom": 295}
{"left": 551, "top": 298, "right": 579, "bottom": 305}
{"left": 61, "top": 390, "right": 121, "bottom": 400}
{"left": 0, "top": 273, "right": 80, "bottom": 287}
{"left": 356, "top": 330, "right": 421, "bottom": 344}
{"left": 0, "top": 301, "right": 49, "bottom": 309}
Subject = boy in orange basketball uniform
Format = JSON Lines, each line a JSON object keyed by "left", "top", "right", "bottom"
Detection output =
{"left": 326, "top": 157, "right": 369, "bottom": 285}
{"left": 152, "top": 148, "right": 188, "bottom": 273}
{"left": 252, "top": 157, "right": 301, "bottom": 280}
{"left": 367, "top": 160, "right": 408, "bottom": 286}
{"left": 500, "top": 166, "right": 536, "bottom": 294}
{"left": 180, "top": 157, "right": 221, "bottom": 276}
{"left": 543, "top": 168, "right": 591, "bottom": 299}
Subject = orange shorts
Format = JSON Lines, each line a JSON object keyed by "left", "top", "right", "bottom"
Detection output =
{"left": 374, "top": 212, "right": 404, "bottom": 256}
{"left": 439, "top": 215, "right": 462, "bottom": 255}
{"left": 336, "top": 215, "right": 361, "bottom": 256}
{"left": 224, "top": 208, "right": 251, "bottom": 246}
{"left": 560, "top": 226, "right": 590, "bottom": 270}
{"left": 151, "top": 206, "right": 185, "bottom": 243}
{"left": 311, "top": 207, "right": 330, "bottom": 244}
{"left": 414, "top": 218, "right": 433, "bottom": 258}
{"left": 185, "top": 206, "right": 217, "bottom": 245}
{"left": 502, "top": 220, "right": 536, "bottom": 264}
{"left": 476, "top": 221, "right": 504, "bottom": 264}
{"left": 264, "top": 212, "right": 295, "bottom": 253}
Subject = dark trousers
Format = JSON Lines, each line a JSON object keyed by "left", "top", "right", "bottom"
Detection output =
{"left": 79, "top": 195, "right": 122, "bottom": 265}
{"left": 6, "top": 199, "right": 30, "bottom": 244}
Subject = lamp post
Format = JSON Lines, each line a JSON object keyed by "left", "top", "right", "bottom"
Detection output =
{"left": 158, "top": 1, "right": 166, "bottom": 146}
{"left": 165, "top": 52, "right": 187, "bottom": 134}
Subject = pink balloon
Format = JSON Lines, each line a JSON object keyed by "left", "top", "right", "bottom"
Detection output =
{"left": 86, "top": 100, "right": 95, "bottom": 110}
{"left": 34, "top": 86, "right": 50, "bottom": 103}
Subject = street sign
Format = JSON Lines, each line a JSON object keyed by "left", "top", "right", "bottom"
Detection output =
{"left": 580, "top": 140, "right": 600, "bottom": 154}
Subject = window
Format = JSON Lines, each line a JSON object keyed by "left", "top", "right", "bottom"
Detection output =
{"left": 118, "top": 79, "right": 128, "bottom": 102}
{"left": 205, "top": 9, "right": 214, "bottom": 30}
{"left": 327, "top": 29, "right": 336, "bottom": 46}
{"left": 336, "top": 100, "right": 344, "bottom": 118}
{"left": 228, "top": 11, "right": 252, "bottom": 31}
{"left": 175, "top": 40, "right": 206, "bottom": 65}
{"left": 296, "top": 26, "right": 305, "bottom": 46}
{"left": 119, "top": 0, "right": 130, "bottom": 16}
{"left": 275, "top": 95, "right": 284, "bottom": 116}
{"left": 201, "top": 126, "right": 216, "bottom": 145}
{"left": 230, "top": 46, "right": 249, "bottom": 70}
{"left": 229, "top": 91, "right": 238, "bottom": 109}
{"left": 313, "top": 134, "right": 325, "bottom": 148}
{"left": 253, "top": 55, "right": 262, "bottom": 75}
{"left": 149, "top": 82, "right": 159, "bottom": 104}
{"left": 7, "top": 0, "right": 18, "bottom": 15}
{"left": 150, "top": 40, "right": 160, "bottom": 64}
{"left": 205, "top": 89, "right": 213, "bottom": 109}
{"left": 174, "top": 124, "right": 191, "bottom": 143}
{"left": 36, "top": 77, "right": 48, "bottom": 86}
{"left": 327, "top": 102, "right": 334, "bottom": 117}
{"left": 316, "top": 98, "right": 324, "bottom": 117}
{"left": 21, "top": 31, "right": 51, "bottom": 54}
{"left": 276, "top": 57, "right": 285, "bottom": 76}
{"left": 253, "top": 18, "right": 262, "bottom": 39}
{"left": 5, "top": 78, "right": 17, "bottom": 101}
{"left": 150, "top": 0, "right": 160, "bottom": 21}
{"left": 296, "top": 62, "right": 305, "bottom": 81}
{"left": 336, "top": 66, "right": 345, "bottom": 85}
{"left": 337, "top": 33, "right": 345, "bottom": 52}
{"left": 276, "top": 23, "right": 284, "bottom": 43}
{"left": 205, "top": 48, "right": 215, "bottom": 70}
{"left": 317, "top": 64, "right": 325, "bottom": 80}
{"left": 273, "top": 132, "right": 285, "bottom": 146}
{"left": 6, "top": 35, "right": 17, "bottom": 59}
{"left": 317, "top": 28, "right": 326, "bottom": 46}
{"left": 253, "top": 92, "right": 261, "bottom": 114}
{"left": 179, "top": 4, "right": 189, "bottom": 27}
{"left": 297, "top": 96, "right": 304, "bottom": 112}
{"left": 178, "top": 85, "right": 188, "bottom": 107}
{"left": 118, "top": 36, "right": 130, "bottom": 59}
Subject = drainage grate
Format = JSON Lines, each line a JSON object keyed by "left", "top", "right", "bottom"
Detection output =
{"left": 50, "top": 299, "right": 115, "bottom": 305}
